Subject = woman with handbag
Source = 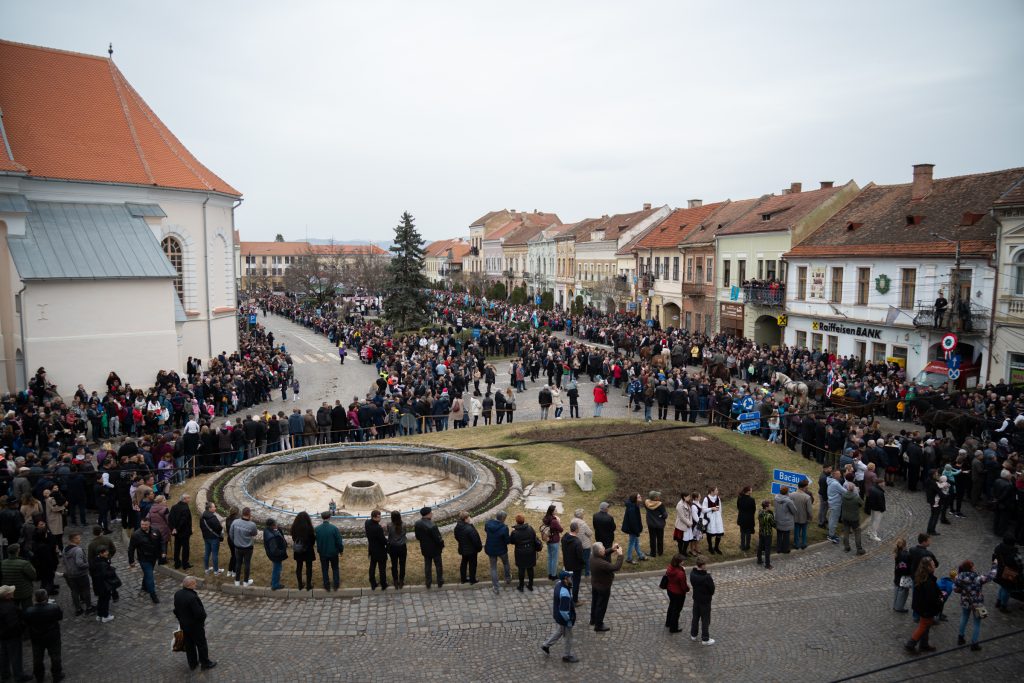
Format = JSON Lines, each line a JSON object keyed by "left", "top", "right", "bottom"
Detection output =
{"left": 663, "top": 553, "right": 689, "bottom": 633}
{"left": 291, "top": 511, "right": 317, "bottom": 591}
{"left": 953, "top": 559, "right": 998, "bottom": 651}
{"left": 893, "top": 537, "right": 912, "bottom": 612}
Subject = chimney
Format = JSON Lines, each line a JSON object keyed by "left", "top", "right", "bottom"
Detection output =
{"left": 819, "top": 181, "right": 834, "bottom": 189}
{"left": 687, "top": 199, "right": 702, "bottom": 209}
{"left": 643, "top": 203, "right": 652, "bottom": 210}
{"left": 912, "top": 164, "right": 934, "bottom": 200}
{"left": 790, "top": 182, "right": 802, "bottom": 194}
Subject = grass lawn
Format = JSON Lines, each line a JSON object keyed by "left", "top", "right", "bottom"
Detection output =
{"left": 175, "top": 419, "right": 825, "bottom": 589}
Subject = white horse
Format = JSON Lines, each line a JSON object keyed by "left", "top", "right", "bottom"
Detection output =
{"left": 772, "top": 371, "right": 809, "bottom": 408}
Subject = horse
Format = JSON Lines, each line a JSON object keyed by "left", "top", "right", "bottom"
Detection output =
{"left": 706, "top": 362, "right": 731, "bottom": 386}
{"left": 773, "top": 371, "right": 809, "bottom": 408}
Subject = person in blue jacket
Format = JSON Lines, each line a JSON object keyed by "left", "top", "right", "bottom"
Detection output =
{"left": 484, "top": 511, "right": 511, "bottom": 594}
{"left": 541, "top": 571, "right": 578, "bottom": 663}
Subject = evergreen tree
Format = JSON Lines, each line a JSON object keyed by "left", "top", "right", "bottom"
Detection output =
{"left": 383, "top": 211, "right": 430, "bottom": 330}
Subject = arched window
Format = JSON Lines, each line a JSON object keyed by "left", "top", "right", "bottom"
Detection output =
{"left": 1015, "top": 250, "right": 1024, "bottom": 296}
{"left": 162, "top": 236, "right": 184, "bottom": 301}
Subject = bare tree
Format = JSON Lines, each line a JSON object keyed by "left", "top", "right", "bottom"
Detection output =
{"left": 345, "top": 248, "right": 390, "bottom": 294}
{"left": 282, "top": 243, "right": 346, "bottom": 307}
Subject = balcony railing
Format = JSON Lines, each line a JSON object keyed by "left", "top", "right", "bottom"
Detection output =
{"left": 742, "top": 283, "right": 785, "bottom": 307}
{"left": 912, "top": 300, "right": 989, "bottom": 334}
{"left": 681, "top": 281, "right": 708, "bottom": 297}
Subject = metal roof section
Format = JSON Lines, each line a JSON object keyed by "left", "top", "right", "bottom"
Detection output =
{"left": 0, "top": 192, "right": 29, "bottom": 213}
{"left": 8, "top": 200, "right": 177, "bottom": 280}
{"left": 124, "top": 202, "right": 167, "bottom": 218}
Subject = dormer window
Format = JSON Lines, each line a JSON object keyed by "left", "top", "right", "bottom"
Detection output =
{"left": 761, "top": 213, "right": 772, "bottom": 222}
{"left": 906, "top": 215, "right": 924, "bottom": 226}
{"left": 846, "top": 222, "right": 863, "bottom": 231}
{"left": 591, "top": 229, "right": 605, "bottom": 241}
{"left": 961, "top": 212, "right": 985, "bottom": 226}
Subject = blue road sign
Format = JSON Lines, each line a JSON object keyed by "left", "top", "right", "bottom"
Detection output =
{"left": 471, "top": 328, "right": 481, "bottom": 339}
{"left": 741, "top": 396, "right": 754, "bottom": 412}
{"left": 738, "top": 412, "right": 761, "bottom": 422}
{"left": 948, "top": 368, "right": 960, "bottom": 380}
{"left": 738, "top": 420, "right": 759, "bottom": 433}
{"left": 946, "top": 354, "right": 961, "bottom": 370}
{"left": 773, "top": 468, "right": 810, "bottom": 489}
{"left": 248, "top": 313, "right": 257, "bottom": 324}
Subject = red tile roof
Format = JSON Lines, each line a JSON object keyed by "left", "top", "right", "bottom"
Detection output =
{"left": 785, "top": 167, "right": 1024, "bottom": 258}
{"left": 484, "top": 210, "right": 561, "bottom": 243}
{"left": 679, "top": 197, "right": 765, "bottom": 246}
{"left": 574, "top": 208, "right": 661, "bottom": 244}
{"left": 995, "top": 176, "right": 1024, "bottom": 207}
{"left": 239, "top": 242, "right": 386, "bottom": 256}
{"left": 425, "top": 238, "right": 468, "bottom": 257}
{"left": 0, "top": 39, "right": 239, "bottom": 196}
{"left": 717, "top": 184, "right": 847, "bottom": 236}
{"left": 628, "top": 203, "right": 725, "bottom": 251}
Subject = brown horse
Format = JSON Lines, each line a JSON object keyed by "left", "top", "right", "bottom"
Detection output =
{"left": 706, "top": 362, "right": 731, "bottom": 385}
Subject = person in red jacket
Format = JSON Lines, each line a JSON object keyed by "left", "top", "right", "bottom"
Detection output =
{"left": 664, "top": 553, "right": 690, "bottom": 633}
{"left": 593, "top": 381, "right": 608, "bottom": 417}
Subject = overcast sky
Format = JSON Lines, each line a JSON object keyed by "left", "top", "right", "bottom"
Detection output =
{"left": 6, "top": 1, "right": 1024, "bottom": 242}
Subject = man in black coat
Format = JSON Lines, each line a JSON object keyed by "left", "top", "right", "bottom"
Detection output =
{"left": 23, "top": 589, "right": 62, "bottom": 682}
{"left": 453, "top": 511, "right": 482, "bottom": 584}
{"left": 561, "top": 522, "right": 585, "bottom": 604}
{"left": 413, "top": 507, "right": 444, "bottom": 589}
{"left": 364, "top": 510, "right": 388, "bottom": 590}
{"left": 330, "top": 400, "right": 348, "bottom": 443}
{"left": 173, "top": 576, "right": 216, "bottom": 671}
{"left": 689, "top": 557, "right": 716, "bottom": 645}
{"left": 592, "top": 502, "right": 616, "bottom": 548}
{"left": 0, "top": 584, "right": 29, "bottom": 681}
{"left": 168, "top": 494, "right": 193, "bottom": 570}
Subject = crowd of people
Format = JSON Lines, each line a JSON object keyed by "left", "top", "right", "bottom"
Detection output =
{"left": 0, "top": 285, "right": 1018, "bottom": 674}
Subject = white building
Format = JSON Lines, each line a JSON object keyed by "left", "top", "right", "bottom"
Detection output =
{"left": 992, "top": 179, "right": 1024, "bottom": 384}
{"left": 0, "top": 40, "right": 241, "bottom": 392}
{"left": 526, "top": 224, "right": 573, "bottom": 300}
{"left": 784, "top": 165, "right": 1024, "bottom": 386}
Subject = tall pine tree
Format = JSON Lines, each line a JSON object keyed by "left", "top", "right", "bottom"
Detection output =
{"left": 383, "top": 211, "right": 430, "bottom": 330}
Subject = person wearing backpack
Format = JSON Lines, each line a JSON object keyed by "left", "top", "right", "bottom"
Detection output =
{"left": 263, "top": 519, "right": 288, "bottom": 590}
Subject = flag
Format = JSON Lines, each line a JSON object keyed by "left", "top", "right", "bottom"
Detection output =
{"left": 730, "top": 286, "right": 740, "bottom": 301}
{"left": 532, "top": 311, "right": 539, "bottom": 328}
{"left": 825, "top": 366, "right": 835, "bottom": 398}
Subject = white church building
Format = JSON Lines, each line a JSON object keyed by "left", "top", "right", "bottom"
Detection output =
{"left": 0, "top": 39, "right": 241, "bottom": 393}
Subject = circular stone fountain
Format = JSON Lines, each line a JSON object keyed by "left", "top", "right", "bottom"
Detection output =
{"left": 342, "top": 480, "right": 386, "bottom": 509}
{"left": 215, "top": 444, "right": 516, "bottom": 534}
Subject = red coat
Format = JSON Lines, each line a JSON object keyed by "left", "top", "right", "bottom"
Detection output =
{"left": 666, "top": 564, "right": 689, "bottom": 596}
{"left": 593, "top": 385, "right": 607, "bottom": 404}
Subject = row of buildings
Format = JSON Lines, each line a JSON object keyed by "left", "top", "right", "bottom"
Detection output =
{"left": 426, "top": 165, "right": 1024, "bottom": 387}
{"left": 236, "top": 240, "right": 388, "bottom": 291}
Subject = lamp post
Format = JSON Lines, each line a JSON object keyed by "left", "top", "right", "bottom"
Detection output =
{"left": 930, "top": 231, "right": 961, "bottom": 331}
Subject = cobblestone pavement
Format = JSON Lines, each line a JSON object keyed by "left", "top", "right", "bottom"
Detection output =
{"left": 54, "top": 315, "right": 1020, "bottom": 681}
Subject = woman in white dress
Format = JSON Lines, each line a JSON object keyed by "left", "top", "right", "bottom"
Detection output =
{"left": 702, "top": 486, "right": 725, "bottom": 555}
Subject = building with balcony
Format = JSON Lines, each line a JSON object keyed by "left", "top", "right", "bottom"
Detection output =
{"left": 500, "top": 212, "right": 561, "bottom": 292}
{"left": 621, "top": 200, "right": 723, "bottom": 329}
{"left": 239, "top": 241, "right": 388, "bottom": 290}
{"left": 784, "top": 164, "right": 1024, "bottom": 385}
{"left": 716, "top": 180, "right": 860, "bottom": 342}
{"left": 464, "top": 210, "right": 514, "bottom": 276}
{"left": 991, "top": 177, "right": 1024, "bottom": 384}
{"left": 677, "top": 198, "right": 762, "bottom": 335}
{"left": 574, "top": 204, "right": 671, "bottom": 313}
{"left": 481, "top": 210, "right": 559, "bottom": 287}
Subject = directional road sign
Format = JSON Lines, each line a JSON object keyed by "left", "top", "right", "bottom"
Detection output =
{"left": 738, "top": 412, "right": 761, "bottom": 422}
{"left": 738, "top": 420, "right": 759, "bottom": 433}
